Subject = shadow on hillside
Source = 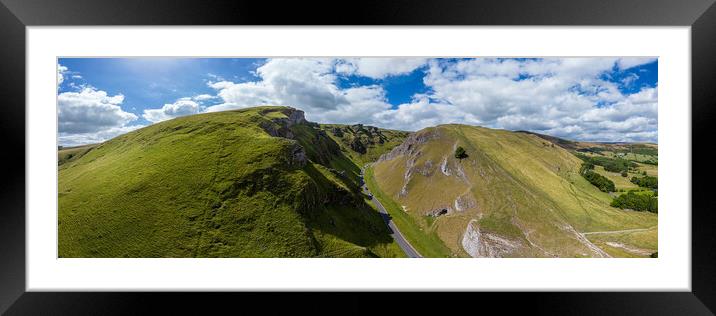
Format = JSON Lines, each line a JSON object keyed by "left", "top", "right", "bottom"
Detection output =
{"left": 300, "top": 153, "right": 395, "bottom": 253}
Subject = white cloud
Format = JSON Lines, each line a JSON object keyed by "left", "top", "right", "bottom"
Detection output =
{"left": 143, "top": 98, "right": 201, "bottom": 123}
{"left": 58, "top": 87, "right": 138, "bottom": 134}
{"left": 59, "top": 124, "right": 145, "bottom": 147}
{"left": 57, "top": 85, "right": 143, "bottom": 146}
{"left": 200, "top": 57, "right": 657, "bottom": 142}
{"left": 192, "top": 94, "right": 215, "bottom": 102}
{"left": 374, "top": 58, "right": 657, "bottom": 142}
{"left": 336, "top": 58, "right": 427, "bottom": 79}
{"left": 57, "top": 64, "right": 68, "bottom": 87}
{"left": 63, "top": 57, "right": 657, "bottom": 145}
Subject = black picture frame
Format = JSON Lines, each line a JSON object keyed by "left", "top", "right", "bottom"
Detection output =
{"left": 1, "top": 0, "right": 714, "bottom": 314}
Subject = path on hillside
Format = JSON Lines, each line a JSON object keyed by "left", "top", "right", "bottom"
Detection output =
{"left": 582, "top": 226, "right": 657, "bottom": 236}
{"left": 360, "top": 168, "right": 422, "bottom": 258}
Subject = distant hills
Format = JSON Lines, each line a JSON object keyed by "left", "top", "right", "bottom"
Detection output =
{"left": 58, "top": 106, "right": 657, "bottom": 258}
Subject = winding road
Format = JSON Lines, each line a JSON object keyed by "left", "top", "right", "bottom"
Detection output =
{"left": 360, "top": 168, "right": 422, "bottom": 258}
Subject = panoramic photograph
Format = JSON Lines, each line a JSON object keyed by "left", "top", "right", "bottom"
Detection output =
{"left": 57, "top": 57, "right": 658, "bottom": 258}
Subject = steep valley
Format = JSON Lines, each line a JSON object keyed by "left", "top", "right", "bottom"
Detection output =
{"left": 58, "top": 106, "right": 657, "bottom": 258}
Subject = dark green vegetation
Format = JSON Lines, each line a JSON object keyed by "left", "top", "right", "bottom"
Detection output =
{"left": 454, "top": 146, "right": 468, "bottom": 160}
{"left": 58, "top": 106, "right": 405, "bottom": 258}
{"left": 580, "top": 163, "right": 616, "bottom": 192}
{"left": 631, "top": 175, "right": 658, "bottom": 189}
{"left": 576, "top": 153, "right": 637, "bottom": 173}
{"left": 320, "top": 123, "right": 409, "bottom": 166}
{"left": 611, "top": 191, "right": 658, "bottom": 213}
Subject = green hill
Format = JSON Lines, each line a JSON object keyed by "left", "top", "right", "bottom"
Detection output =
{"left": 320, "top": 123, "right": 409, "bottom": 167}
{"left": 368, "top": 124, "right": 657, "bottom": 258}
{"left": 58, "top": 106, "right": 405, "bottom": 258}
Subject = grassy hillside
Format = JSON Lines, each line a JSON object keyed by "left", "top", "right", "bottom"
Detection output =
{"left": 58, "top": 144, "right": 97, "bottom": 165}
{"left": 58, "top": 106, "right": 404, "bottom": 258}
{"left": 371, "top": 125, "right": 657, "bottom": 257}
{"left": 364, "top": 167, "right": 453, "bottom": 258}
{"left": 320, "top": 124, "right": 409, "bottom": 167}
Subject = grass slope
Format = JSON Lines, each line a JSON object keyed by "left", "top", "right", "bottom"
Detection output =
{"left": 371, "top": 124, "right": 657, "bottom": 257}
{"left": 320, "top": 124, "right": 409, "bottom": 167}
{"left": 365, "top": 167, "right": 453, "bottom": 257}
{"left": 58, "top": 106, "right": 402, "bottom": 258}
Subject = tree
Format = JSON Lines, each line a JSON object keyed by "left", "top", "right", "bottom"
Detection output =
{"left": 454, "top": 146, "right": 468, "bottom": 160}
{"left": 621, "top": 171, "right": 628, "bottom": 177}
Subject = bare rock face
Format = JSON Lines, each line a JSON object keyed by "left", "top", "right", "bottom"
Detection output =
{"left": 378, "top": 128, "right": 440, "bottom": 162}
{"left": 398, "top": 157, "right": 417, "bottom": 197}
{"left": 286, "top": 108, "right": 307, "bottom": 126}
{"left": 440, "top": 157, "right": 451, "bottom": 176}
{"left": 350, "top": 137, "right": 367, "bottom": 154}
{"left": 383, "top": 129, "right": 442, "bottom": 198}
{"left": 331, "top": 127, "right": 344, "bottom": 137}
{"left": 261, "top": 122, "right": 295, "bottom": 139}
{"left": 259, "top": 107, "right": 307, "bottom": 139}
{"left": 289, "top": 144, "right": 307, "bottom": 168}
{"left": 454, "top": 194, "right": 477, "bottom": 212}
{"left": 461, "top": 220, "right": 523, "bottom": 258}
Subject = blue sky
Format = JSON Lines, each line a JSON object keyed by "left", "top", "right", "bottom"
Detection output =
{"left": 57, "top": 57, "right": 657, "bottom": 146}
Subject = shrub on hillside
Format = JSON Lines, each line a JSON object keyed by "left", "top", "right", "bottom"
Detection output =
{"left": 630, "top": 175, "right": 658, "bottom": 189}
{"left": 611, "top": 191, "right": 658, "bottom": 213}
{"left": 454, "top": 146, "right": 468, "bottom": 160}
{"left": 579, "top": 163, "right": 615, "bottom": 192}
{"left": 576, "top": 153, "right": 636, "bottom": 173}
{"left": 583, "top": 170, "right": 616, "bottom": 192}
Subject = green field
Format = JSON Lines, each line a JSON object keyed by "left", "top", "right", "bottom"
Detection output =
{"left": 58, "top": 106, "right": 404, "bottom": 257}
{"left": 593, "top": 166, "right": 639, "bottom": 190}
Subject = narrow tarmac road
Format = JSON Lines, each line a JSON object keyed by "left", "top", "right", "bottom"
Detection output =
{"left": 360, "top": 169, "right": 422, "bottom": 258}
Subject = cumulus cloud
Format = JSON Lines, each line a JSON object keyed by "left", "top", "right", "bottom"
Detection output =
{"left": 143, "top": 98, "right": 201, "bottom": 123}
{"left": 59, "top": 124, "right": 145, "bottom": 147}
{"left": 377, "top": 57, "right": 658, "bottom": 142}
{"left": 199, "top": 57, "right": 657, "bottom": 142}
{"left": 61, "top": 57, "right": 658, "bottom": 145}
{"left": 57, "top": 64, "right": 68, "bottom": 87}
{"left": 58, "top": 87, "right": 138, "bottom": 133}
{"left": 336, "top": 58, "right": 428, "bottom": 79}
{"left": 204, "top": 58, "right": 391, "bottom": 124}
{"left": 57, "top": 85, "right": 144, "bottom": 146}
